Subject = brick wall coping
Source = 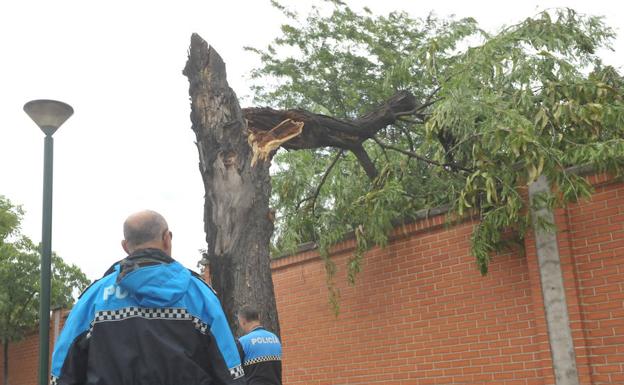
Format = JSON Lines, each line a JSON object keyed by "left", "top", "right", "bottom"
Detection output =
{"left": 270, "top": 205, "right": 452, "bottom": 271}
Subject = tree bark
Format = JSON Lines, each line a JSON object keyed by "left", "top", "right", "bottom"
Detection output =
{"left": 183, "top": 34, "right": 280, "bottom": 337}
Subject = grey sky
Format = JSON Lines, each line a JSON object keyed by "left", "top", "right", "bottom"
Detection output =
{"left": 0, "top": 0, "right": 622, "bottom": 280}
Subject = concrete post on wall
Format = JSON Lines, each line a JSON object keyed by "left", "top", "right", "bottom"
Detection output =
{"left": 528, "top": 175, "right": 580, "bottom": 385}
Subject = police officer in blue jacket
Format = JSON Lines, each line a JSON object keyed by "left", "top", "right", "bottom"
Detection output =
{"left": 237, "top": 305, "right": 282, "bottom": 385}
{"left": 51, "top": 210, "right": 245, "bottom": 385}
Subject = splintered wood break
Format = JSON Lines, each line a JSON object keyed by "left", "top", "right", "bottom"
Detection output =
{"left": 248, "top": 119, "right": 304, "bottom": 166}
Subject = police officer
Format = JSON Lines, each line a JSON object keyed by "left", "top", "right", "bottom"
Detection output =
{"left": 237, "top": 305, "right": 282, "bottom": 385}
{"left": 51, "top": 210, "right": 245, "bottom": 385}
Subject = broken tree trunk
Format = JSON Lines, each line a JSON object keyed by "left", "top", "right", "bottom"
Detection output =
{"left": 183, "top": 34, "right": 280, "bottom": 336}
{"left": 183, "top": 32, "right": 423, "bottom": 335}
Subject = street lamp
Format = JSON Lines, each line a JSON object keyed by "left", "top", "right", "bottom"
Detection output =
{"left": 23, "top": 99, "right": 73, "bottom": 385}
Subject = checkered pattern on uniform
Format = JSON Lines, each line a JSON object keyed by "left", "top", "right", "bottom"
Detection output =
{"left": 244, "top": 355, "right": 282, "bottom": 366}
{"left": 191, "top": 316, "right": 209, "bottom": 334}
{"left": 229, "top": 364, "right": 245, "bottom": 379}
{"left": 50, "top": 375, "right": 58, "bottom": 385}
{"left": 86, "top": 319, "right": 95, "bottom": 339}
{"left": 86, "top": 307, "right": 211, "bottom": 336}
{"left": 93, "top": 307, "right": 191, "bottom": 322}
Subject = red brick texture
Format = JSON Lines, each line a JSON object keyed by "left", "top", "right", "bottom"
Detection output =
{"left": 1, "top": 177, "right": 623, "bottom": 384}
{"left": 271, "top": 177, "right": 624, "bottom": 385}
{"left": 566, "top": 177, "right": 624, "bottom": 384}
{"left": 1, "top": 331, "right": 40, "bottom": 385}
{"left": 0, "top": 309, "right": 66, "bottom": 385}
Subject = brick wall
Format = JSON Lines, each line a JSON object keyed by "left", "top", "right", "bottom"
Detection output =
{"left": 271, "top": 176, "right": 624, "bottom": 385}
{"left": 2, "top": 177, "right": 623, "bottom": 384}
{"left": 273, "top": 220, "right": 550, "bottom": 384}
{"left": 0, "top": 310, "right": 66, "bottom": 385}
{"left": 566, "top": 176, "right": 624, "bottom": 384}
{"left": 1, "top": 332, "right": 39, "bottom": 385}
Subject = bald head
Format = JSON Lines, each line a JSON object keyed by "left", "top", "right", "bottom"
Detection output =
{"left": 121, "top": 210, "right": 172, "bottom": 255}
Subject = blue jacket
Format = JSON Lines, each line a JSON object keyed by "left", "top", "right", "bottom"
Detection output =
{"left": 51, "top": 249, "right": 245, "bottom": 385}
{"left": 238, "top": 327, "right": 282, "bottom": 385}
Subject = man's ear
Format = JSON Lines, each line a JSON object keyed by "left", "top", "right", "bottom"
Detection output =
{"left": 163, "top": 231, "right": 172, "bottom": 252}
{"left": 121, "top": 240, "right": 130, "bottom": 254}
{"left": 164, "top": 237, "right": 171, "bottom": 254}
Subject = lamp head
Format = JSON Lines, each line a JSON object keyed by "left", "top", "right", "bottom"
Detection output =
{"left": 24, "top": 99, "right": 74, "bottom": 136}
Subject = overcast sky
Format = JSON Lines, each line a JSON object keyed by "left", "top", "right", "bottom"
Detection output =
{"left": 0, "top": 0, "right": 622, "bottom": 281}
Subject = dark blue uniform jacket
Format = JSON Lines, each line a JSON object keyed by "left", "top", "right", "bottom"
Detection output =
{"left": 239, "top": 326, "right": 282, "bottom": 385}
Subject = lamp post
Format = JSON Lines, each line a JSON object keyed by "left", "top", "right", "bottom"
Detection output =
{"left": 23, "top": 100, "right": 73, "bottom": 385}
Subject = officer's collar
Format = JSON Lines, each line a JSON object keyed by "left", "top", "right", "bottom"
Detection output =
{"left": 250, "top": 325, "right": 265, "bottom": 332}
{"left": 127, "top": 248, "right": 173, "bottom": 263}
{"left": 116, "top": 248, "right": 174, "bottom": 283}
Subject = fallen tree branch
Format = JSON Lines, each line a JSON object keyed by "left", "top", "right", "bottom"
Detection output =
{"left": 244, "top": 91, "right": 420, "bottom": 177}
{"left": 350, "top": 144, "right": 378, "bottom": 179}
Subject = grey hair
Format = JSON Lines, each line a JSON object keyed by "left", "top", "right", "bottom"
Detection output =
{"left": 123, "top": 210, "right": 168, "bottom": 248}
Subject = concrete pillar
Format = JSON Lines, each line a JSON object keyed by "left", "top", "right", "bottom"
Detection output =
{"left": 528, "top": 175, "right": 579, "bottom": 385}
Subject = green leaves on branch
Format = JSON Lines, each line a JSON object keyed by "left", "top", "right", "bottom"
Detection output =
{"left": 0, "top": 197, "right": 23, "bottom": 243}
{"left": 252, "top": 1, "right": 624, "bottom": 304}
{"left": 0, "top": 195, "right": 89, "bottom": 344}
